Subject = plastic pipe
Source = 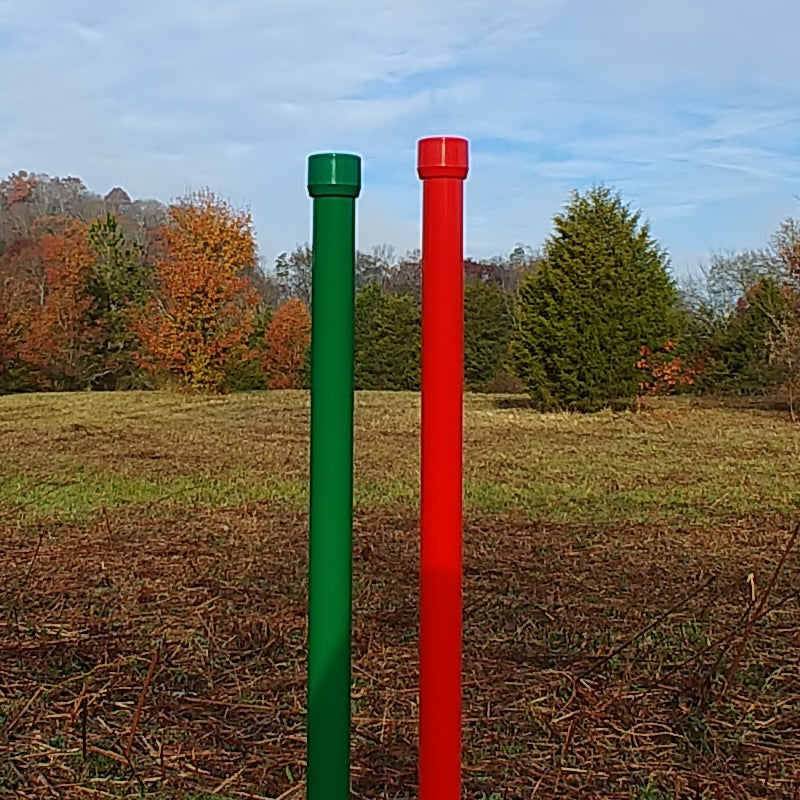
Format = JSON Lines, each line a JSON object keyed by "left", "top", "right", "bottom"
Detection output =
{"left": 417, "top": 135, "right": 469, "bottom": 800}
{"left": 307, "top": 152, "right": 361, "bottom": 800}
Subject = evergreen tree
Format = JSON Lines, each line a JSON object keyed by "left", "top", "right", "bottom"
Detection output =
{"left": 702, "top": 276, "right": 789, "bottom": 394}
{"left": 464, "top": 280, "right": 513, "bottom": 391}
{"left": 86, "top": 213, "right": 152, "bottom": 388}
{"left": 224, "top": 304, "right": 273, "bottom": 391}
{"left": 511, "top": 186, "right": 680, "bottom": 410}
{"left": 354, "top": 283, "right": 420, "bottom": 390}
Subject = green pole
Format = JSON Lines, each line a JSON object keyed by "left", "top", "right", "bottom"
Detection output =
{"left": 307, "top": 152, "right": 361, "bottom": 800}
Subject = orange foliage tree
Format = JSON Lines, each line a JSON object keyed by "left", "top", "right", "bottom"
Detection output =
{"left": 1, "top": 238, "right": 39, "bottom": 387}
{"left": 636, "top": 340, "right": 700, "bottom": 396}
{"left": 0, "top": 276, "right": 16, "bottom": 376}
{"left": 133, "top": 190, "right": 259, "bottom": 391}
{"left": 13, "top": 219, "right": 100, "bottom": 389}
{"left": 262, "top": 298, "right": 311, "bottom": 389}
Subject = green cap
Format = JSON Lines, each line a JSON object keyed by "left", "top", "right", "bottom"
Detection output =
{"left": 307, "top": 153, "right": 362, "bottom": 198}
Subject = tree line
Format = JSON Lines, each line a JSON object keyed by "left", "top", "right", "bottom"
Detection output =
{"left": 1, "top": 170, "right": 799, "bottom": 411}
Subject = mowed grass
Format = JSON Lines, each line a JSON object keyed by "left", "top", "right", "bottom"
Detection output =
{"left": 1, "top": 389, "right": 800, "bottom": 525}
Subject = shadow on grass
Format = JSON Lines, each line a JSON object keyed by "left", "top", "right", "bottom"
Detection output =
{"left": 493, "top": 391, "right": 795, "bottom": 415}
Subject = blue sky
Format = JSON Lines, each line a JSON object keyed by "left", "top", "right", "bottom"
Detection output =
{"left": 1, "top": 0, "right": 798, "bottom": 278}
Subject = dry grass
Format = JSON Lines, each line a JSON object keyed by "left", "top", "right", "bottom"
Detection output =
{"left": 0, "top": 391, "right": 799, "bottom": 798}
{"left": 2, "top": 391, "right": 800, "bottom": 524}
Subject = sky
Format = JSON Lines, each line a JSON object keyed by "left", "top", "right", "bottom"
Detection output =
{"left": 0, "top": 0, "right": 798, "bottom": 279}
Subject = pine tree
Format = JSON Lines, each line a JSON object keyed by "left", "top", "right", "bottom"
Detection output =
{"left": 354, "top": 283, "right": 420, "bottom": 390}
{"left": 224, "top": 304, "right": 273, "bottom": 391}
{"left": 708, "top": 276, "right": 790, "bottom": 394}
{"left": 464, "top": 280, "right": 513, "bottom": 391}
{"left": 512, "top": 186, "right": 680, "bottom": 410}
{"left": 86, "top": 213, "right": 151, "bottom": 388}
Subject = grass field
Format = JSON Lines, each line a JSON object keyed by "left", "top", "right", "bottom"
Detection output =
{"left": 1, "top": 391, "right": 799, "bottom": 798}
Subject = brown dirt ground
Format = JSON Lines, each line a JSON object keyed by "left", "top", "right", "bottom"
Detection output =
{"left": 1, "top": 506, "right": 799, "bottom": 799}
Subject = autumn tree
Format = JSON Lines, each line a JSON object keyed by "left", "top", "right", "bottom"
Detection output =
{"left": 262, "top": 298, "right": 311, "bottom": 389}
{"left": 464, "top": 258, "right": 505, "bottom": 287}
{"left": 0, "top": 236, "right": 40, "bottom": 390}
{"left": 16, "top": 219, "right": 101, "bottom": 389}
{"left": 766, "top": 287, "right": 800, "bottom": 419}
{"left": 0, "top": 171, "right": 39, "bottom": 245}
{"left": 356, "top": 244, "right": 397, "bottom": 290}
{"left": 133, "top": 190, "right": 259, "bottom": 392}
{"left": 0, "top": 279, "right": 41, "bottom": 393}
{"left": 0, "top": 273, "right": 18, "bottom": 384}
{"left": 384, "top": 249, "right": 422, "bottom": 301}
{"left": 506, "top": 244, "right": 542, "bottom": 289}
{"left": 275, "top": 245, "right": 313, "bottom": 307}
{"left": 0, "top": 172, "right": 103, "bottom": 250}
{"left": 245, "top": 259, "right": 281, "bottom": 310}
{"left": 635, "top": 340, "right": 700, "bottom": 396}
{"left": 764, "top": 217, "right": 800, "bottom": 415}
{"left": 771, "top": 217, "right": 800, "bottom": 281}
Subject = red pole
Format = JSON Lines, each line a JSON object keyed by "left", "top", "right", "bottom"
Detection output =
{"left": 417, "top": 135, "right": 469, "bottom": 800}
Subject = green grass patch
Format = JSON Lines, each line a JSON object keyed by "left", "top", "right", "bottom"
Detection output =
{"left": 2, "top": 390, "right": 800, "bottom": 525}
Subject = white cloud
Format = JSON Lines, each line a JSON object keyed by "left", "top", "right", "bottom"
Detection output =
{"left": 0, "top": 0, "right": 797, "bottom": 275}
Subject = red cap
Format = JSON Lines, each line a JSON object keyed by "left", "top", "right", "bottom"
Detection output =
{"left": 417, "top": 136, "right": 469, "bottom": 180}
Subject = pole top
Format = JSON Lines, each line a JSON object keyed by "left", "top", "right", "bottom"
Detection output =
{"left": 308, "top": 153, "right": 362, "bottom": 198}
{"left": 417, "top": 136, "right": 469, "bottom": 180}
